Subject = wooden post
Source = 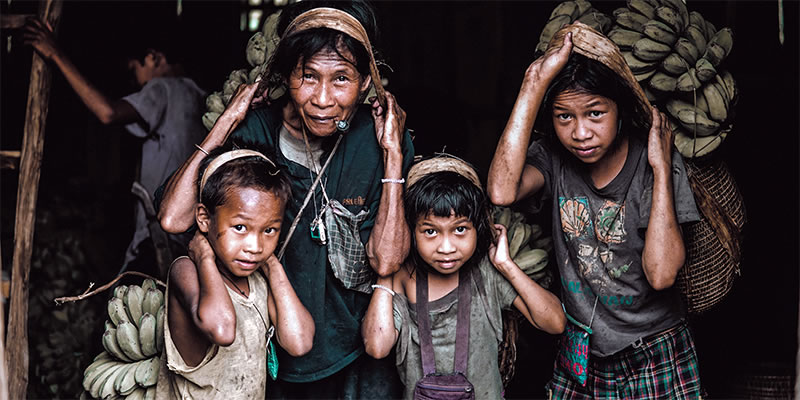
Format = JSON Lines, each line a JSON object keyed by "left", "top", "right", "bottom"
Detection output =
{"left": 5, "top": 1, "right": 62, "bottom": 399}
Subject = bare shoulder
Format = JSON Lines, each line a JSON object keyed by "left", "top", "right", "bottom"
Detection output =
{"left": 393, "top": 263, "right": 416, "bottom": 301}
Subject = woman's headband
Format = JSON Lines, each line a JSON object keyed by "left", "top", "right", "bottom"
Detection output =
{"left": 406, "top": 154, "right": 482, "bottom": 190}
{"left": 199, "top": 149, "right": 277, "bottom": 201}
{"left": 261, "top": 7, "right": 386, "bottom": 108}
{"left": 546, "top": 22, "right": 652, "bottom": 123}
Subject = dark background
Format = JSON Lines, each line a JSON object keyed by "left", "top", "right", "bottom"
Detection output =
{"left": 1, "top": 1, "right": 798, "bottom": 399}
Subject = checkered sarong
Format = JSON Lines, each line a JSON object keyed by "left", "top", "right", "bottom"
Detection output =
{"left": 546, "top": 322, "right": 702, "bottom": 400}
{"left": 324, "top": 199, "right": 374, "bottom": 293}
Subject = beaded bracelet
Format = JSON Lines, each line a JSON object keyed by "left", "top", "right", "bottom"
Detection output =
{"left": 371, "top": 284, "right": 395, "bottom": 296}
{"left": 380, "top": 178, "right": 405, "bottom": 184}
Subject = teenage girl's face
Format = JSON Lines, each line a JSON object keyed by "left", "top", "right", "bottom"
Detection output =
{"left": 551, "top": 90, "right": 621, "bottom": 165}
{"left": 287, "top": 46, "right": 371, "bottom": 138}
{"left": 414, "top": 211, "right": 477, "bottom": 276}
{"left": 199, "top": 187, "right": 284, "bottom": 277}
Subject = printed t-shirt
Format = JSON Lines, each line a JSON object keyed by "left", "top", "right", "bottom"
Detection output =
{"left": 526, "top": 137, "right": 700, "bottom": 356}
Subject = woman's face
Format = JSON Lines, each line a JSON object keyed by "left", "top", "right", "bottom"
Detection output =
{"left": 551, "top": 90, "right": 622, "bottom": 166}
{"left": 287, "top": 46, "right": 371, "bottom": 138}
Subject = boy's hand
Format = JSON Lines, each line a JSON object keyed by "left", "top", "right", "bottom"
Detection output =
{"left": 647, "top": 106, "right": 673, "bottom": 175}
{"left": 23, "top": 18, "right": 60, "bottom": 61}
{"left": 488, "top": 224, "right": 514, "bottom": 272}
{"left": 524, "top": 31, "right": 573, "bottom": 88}
{"left": 371, "top": 91, "right": 405, "bottom": 155}
{"left": 187, "top": 231, "right": 215, "bottom": 266}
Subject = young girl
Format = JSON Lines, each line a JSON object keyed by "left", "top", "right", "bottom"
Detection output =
{"left": 362, "top": 156, "right": 565, "bottom": 399}
{"left": 156, "top": 148, "right": 314, "bottom": 399}
{"left": 487, "top": 23, "right": 703, "bottom": 398}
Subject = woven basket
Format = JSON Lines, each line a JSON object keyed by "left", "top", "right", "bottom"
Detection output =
{"left": 677, "top": 157, "right": 746, "bottom": 314}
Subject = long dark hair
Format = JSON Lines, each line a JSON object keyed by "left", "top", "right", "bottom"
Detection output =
{"left": 404, "top": 171, "right": 493, "bottom": 274}
{"left": 535, "top": 53, "right": 649, "bottom": 146}
{"left": 268, "top": 0, "right": 380, "bottom": 101}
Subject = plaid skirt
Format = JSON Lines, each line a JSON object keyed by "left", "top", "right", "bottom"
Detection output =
{"left": 546, "top": 321, "right": 703, "bottom": 400}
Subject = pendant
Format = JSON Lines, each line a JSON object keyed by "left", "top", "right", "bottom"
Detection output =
{"left": 310, "top": 215, "right": 327, "bottom": 245}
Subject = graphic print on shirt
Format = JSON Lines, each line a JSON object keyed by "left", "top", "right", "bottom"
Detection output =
{"left": 560, "top": 196, "right": 630, "bottom": 288}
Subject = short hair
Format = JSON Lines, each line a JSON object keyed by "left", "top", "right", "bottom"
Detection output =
{"left": 404, "top": 171, "right": 493, "bottom": 272}
{"left": 197, "top": 145, "right": 291, "bottom": 215}
{"left": 269, "top": 0, "right": 380, "bottom": 91}
{"left": 536, "top": 53, "right": 649, "bottom": 143}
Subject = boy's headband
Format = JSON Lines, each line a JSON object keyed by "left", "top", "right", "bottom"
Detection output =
{"left": 406, "top": 154, "right": 482, "bottom": 190}
{"left": 265, "top": 7, "right": 386, "bottom": 108}
{"left": 546, "top": 22, "right": 652, "bottom": 124}
{"left": 199, "top": 149, "right": 277, "bottom": 201}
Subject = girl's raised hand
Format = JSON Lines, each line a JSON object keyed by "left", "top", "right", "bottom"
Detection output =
{"left": 488, "top": 224, "right": 514, "bottom": 270}
{"left": 647, "top": 106, "right": 673, "bottom": 175}
{"left": 525, "top": 30, "right": 574, "bottom": 87}
{"left": 187, "top": 231, "right": 215, "bottom": 267}
{"left": 371, "top": 91, "right": 406, "bottom": 154}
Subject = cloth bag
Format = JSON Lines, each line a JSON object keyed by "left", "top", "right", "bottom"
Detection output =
{"left": 413, "top": 268, "right": 476, "bottom": 400}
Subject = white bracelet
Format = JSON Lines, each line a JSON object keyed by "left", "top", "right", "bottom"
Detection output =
{"left": 381, "top": 178, "right": 405, "bottom": 184}
{"left": 194, "top": 143, "right": 210, "bottom": 156}
{"left": 371, "top": 284, "right": 395, "bottom": 296}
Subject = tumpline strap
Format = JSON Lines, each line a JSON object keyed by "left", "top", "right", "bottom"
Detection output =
{"left": 416, "top": 267, "right": 472, "bottom": 376}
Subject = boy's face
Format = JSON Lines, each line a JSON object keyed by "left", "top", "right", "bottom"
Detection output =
{"left": 551, "top": 90, "right": 623, "bottom": 166}
{"left": 414, "top": 211, "right": 477, "bottom": 276}
{"left": 198, "top": 187, "right": 284, "bottom": 277}
{"left": 127, "top": 51, "right": 162, "bottom": 87}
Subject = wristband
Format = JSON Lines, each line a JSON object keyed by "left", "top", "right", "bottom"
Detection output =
{"left": 195, "top": 143, "right": 210, "bottom": 156}
{"left": 371, "top": 284, "right": 395, "bottom": 296}
{"left": 380, "top": 178, "right": 405, "bottom": 184}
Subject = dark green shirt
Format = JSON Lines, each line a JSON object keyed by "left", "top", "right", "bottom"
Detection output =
{"left": 230, "top": 104, "right": 415, "bottom": 382}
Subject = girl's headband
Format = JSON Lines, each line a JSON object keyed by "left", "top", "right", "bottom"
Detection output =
{"left": 199, "top": 149, "right": 277, "bottom": 201}
{"left": 546, "top": 22, "right": 653, "bottom": 124}
{"left": 406, "top": 154, "right": 482, "bottom": 190}
{"left": 259, "top": 7, "right": 386, "bottom": 108}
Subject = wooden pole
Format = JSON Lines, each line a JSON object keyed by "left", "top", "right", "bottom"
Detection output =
{"left": 0, "top": 243, "right": 8, "bottom": 400}
{"left": 5, "top": 1, "right": 62, "bottom": 398}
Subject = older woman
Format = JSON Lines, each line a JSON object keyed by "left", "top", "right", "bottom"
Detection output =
{"left": 157, "top": 1, "right": 413, "bottom": 398}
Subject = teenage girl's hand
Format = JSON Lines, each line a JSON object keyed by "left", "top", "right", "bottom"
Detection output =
{"left": 488, "top": 224, "right": 514, "bottom": 272}
{"left": 523, "top": 31, "right": 574, "bottom": 88}
{"left": 187, "top": 231, "right": 216, "bottom": 267}
{"left": 371, "top": 91, "right": 406, "bottom": 155}
{"left": 647, "top": 106, "right": 673, "bottom": 175}
{"left": 23, "top": 18, "right": 60, "bottom": 61}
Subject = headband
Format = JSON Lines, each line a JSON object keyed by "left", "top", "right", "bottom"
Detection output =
{"left": 199, "top": 149, "right": 277, "bottom": 201}
{"left": 546, "top": 22, "right": 653, "bottom": 124}
{"left": 406, "top": 154, "right": 482, "bottom": 190}
{"left": 259, "top": 7, "right": 386, "bottom": 109}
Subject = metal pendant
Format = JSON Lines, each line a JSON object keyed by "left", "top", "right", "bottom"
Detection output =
{"left": 310, "top": 217, "right": 327, "bottom": 245}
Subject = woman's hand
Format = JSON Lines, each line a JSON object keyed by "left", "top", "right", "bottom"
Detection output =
{"left": 187, "top": 231, "right": 216, "bottom": 267}
{"left": 647, "top": 106, "right": 673, "bottom": 175}
{"left": 225, "top": 82, "right": 260, "bottom": 124}
{"left": 488, "top": 224, "right": 514, "bottom": 272}
{"left": 371, "top": 91, "right": 406, "bottom": 154}
{"left": 23, "top": 18, "right": 60, "bottom": 61}
{"left": 524, "top": 31, "right": 574, "bottom": 88}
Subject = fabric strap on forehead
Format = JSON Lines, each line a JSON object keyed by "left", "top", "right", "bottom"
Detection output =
{"left": 199, "top": 149, "right": 277, "bottom": 201}
{"left": 282, "top": 7, "right": 386, "bottom": 107}
{"left": 546, "top": 22, "right": 653, "bottom": 125}
{"left": 406, "top": 154, "right": 482, "bottom": 190}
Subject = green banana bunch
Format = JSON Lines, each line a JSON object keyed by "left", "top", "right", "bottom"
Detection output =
{"left": 673, "top": 123, "right": 728, "bottom": 159}
{"left": 535, "top": 1, "right": 612, "bottom": 54}
{"left": 491, "top": 206, "right": 552, "bottom": 287}
{"left": 666, "top": 99, "right": 720, "bottom": 136}
{"left": 86, "top": 279, "right": 166, "bottom": 398}
{"left": 82, "top": 352, "right": 160, "bottom": 399}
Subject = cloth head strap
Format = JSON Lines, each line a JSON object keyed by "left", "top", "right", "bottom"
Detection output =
{"left": 406, "top": 154, "right": 482, "bottom": 190}
{"left": 262, "top": 7, "right": 386, "bottom": 108}
{"left": 199, "top": 149, "right": 277, "bottom": 201}
{"left": 546, "top": 22, "right": 653, "bottom": 125}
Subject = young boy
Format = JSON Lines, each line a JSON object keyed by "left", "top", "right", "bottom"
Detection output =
{"left": 156, "top": 148, "right": 314, "bottom": 399}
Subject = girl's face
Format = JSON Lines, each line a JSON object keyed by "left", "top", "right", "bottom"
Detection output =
{"left": 414, "top": 211, "right": 477, "bottom": 276}
{"left": 552, "top": 90, "right": 623, "bottom": 166}
{"left": 198, "top": 186, "right": 284, "bottom": 277}
{"left": 287, "top": 46, "right": 371, "bottom": 138}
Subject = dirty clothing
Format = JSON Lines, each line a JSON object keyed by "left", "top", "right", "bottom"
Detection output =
{"left": 156, "top": 263, "right": 270, "bottom": 400}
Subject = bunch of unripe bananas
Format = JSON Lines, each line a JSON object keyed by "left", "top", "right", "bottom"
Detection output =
{"left": 536, "top": 0, "right": 613, "bottom": 54}
{"left": 606, "top": 0, "right": 736, "bottom": 159}
{"left": 492, "top": 206, "right": 553, "bottom": 287}
{"left": 82, "top": 279, "right": 165, "bottom": 399}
